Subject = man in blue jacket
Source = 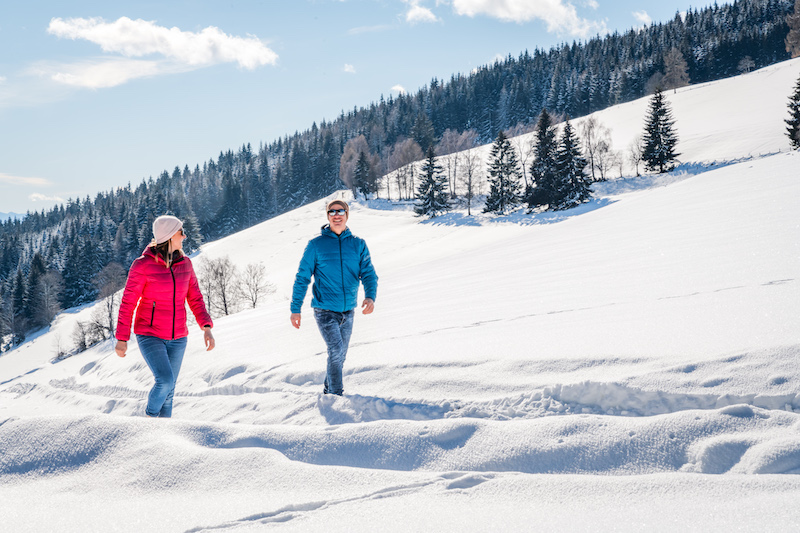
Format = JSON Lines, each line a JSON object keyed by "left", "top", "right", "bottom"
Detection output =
{"left": 291, "top": 199, "right": 378, "bottom": 396}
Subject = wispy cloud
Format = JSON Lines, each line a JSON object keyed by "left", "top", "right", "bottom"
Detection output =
{"left": 633, "top": 10, "right": 652, "bottom": 27}
{"left": 45, "top": 58, "right": 176, "bottom": 89}
{"left": 446, "top": 0, "right": 606, "bottom": 37}
{"left": 29, "top": 193, "right": 66, "bottom": 203}
{"left": 391, "top": 84, "right": 406, "bottom": 94}
{"left": 343, "top": 64, "right": 357, "bottom": 74}
{"left": 44, "top": 17, "right": 278, "bottom": 88}
{"left": 403, "top": 1, "right": 439, "bottom": 24}
{"left": 0, "top": 173, "right": 53, "bottom": 187}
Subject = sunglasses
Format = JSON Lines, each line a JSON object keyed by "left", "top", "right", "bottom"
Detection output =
{"left": 327, "top": 209, "right": 347, "bottom": 216}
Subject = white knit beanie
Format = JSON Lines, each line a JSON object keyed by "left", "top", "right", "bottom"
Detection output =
{"left": 152, "top": 215, "right": 183, "bottom": 245}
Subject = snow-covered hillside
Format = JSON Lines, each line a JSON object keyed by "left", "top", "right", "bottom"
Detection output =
{"left": 1, "top": 58, "right": 799, "bottom": 532}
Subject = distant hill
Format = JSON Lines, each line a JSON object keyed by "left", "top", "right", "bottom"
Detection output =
{"left": 0, "top": 212, "right": 24, "bottom": 222}
{"left": 0, "top": 0, "right": 796, "bottom": 320}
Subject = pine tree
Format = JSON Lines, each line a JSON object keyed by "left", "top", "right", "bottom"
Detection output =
{"left": 414, "top": 147, "right": 450, "bottom": 218}
{"left": 353, "top": 151, "right": 372, "bottom": 198}
{"left": 483, "top": 131, "right": 522, "bottom": 214}
{"left": 642, "top": 88, "right": 680, "bottom": 173}
{"left": 553, "top": 119, "right": 591, "bottom": 210}
{"left": 23, "top": 253, "right": 47, "bottom": 327}
{"left": 412, "top": 112, "right": 436, "bottom": 152}
{"left": 526, "top": 109, "right": 559, "bottom": 209}
{"left": 787, "top": 74, "right": 800, "bottom": 149}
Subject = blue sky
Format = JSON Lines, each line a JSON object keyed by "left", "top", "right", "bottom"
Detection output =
{"left": 0, "top": 0, "right": 713, "bottom": 214}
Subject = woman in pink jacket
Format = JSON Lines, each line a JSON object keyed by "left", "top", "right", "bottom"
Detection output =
{"left": 115, "top": 215, "right": 215, "bottom": 418}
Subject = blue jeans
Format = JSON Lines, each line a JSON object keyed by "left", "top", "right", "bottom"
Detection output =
{"left": 137, "top": 335, "right": 188, "bottom": 417}
{"left": 314, "top": 308, "right": 354, "bottom": 395}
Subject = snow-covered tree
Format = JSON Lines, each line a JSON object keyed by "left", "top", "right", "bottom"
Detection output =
{"left": 787, "top": 74, "right": 800, "bottom": 149}
{"left": 553, "top": 119, "right": 591, "bottom": 210}
{"left": 484, "top": 131, "right": 523, "bottom": 214}
{"left": 415, "top": 147, "right": 450, "bottom": 218}
{"left": 642, "top": 88, "right": 680, "bottom": 173}
{"left": 526, "top": 109, "right": 559, "bottom": 209}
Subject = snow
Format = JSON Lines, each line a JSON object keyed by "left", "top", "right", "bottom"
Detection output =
{"left": 2, "top": 57, "right": 800, "bottom": 532}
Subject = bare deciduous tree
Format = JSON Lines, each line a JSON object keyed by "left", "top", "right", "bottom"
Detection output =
{"left": 787, "top": 0, "right": 800, "bottom": 58}
{"left": 580, "top": 117, "right": 613, "bottom": 182}
{"left": 90, "top": 263, "right": 126, "bottom": 339}
{"left": 36, "top": 271, "right": 64, "bottom": 327}
{"left": 241, "top": 263, "right": 276, "bottom": 309}
{"left": 340, "top": 135, "right": 371, "bottom": 196}
{"left": 436, "top": 128, "right": 479, "bottom": 198}
{"left": 198, "top": 256, "right": 242, "bottom": 317}
{"left": 737, "top": 56, "right": 756, "bottom": 73}
{"left": 663, "top": 48, "right": 690, "bottom": 92}
{"left": 458, "top": 148, "right": 483, "bottom": 216}
{"left": 387, "top": 138, "right": 424, "bottom": 200}
{"left": 628, "top": 135, "right": 644, "bottom": 177}
{"left": 507, "top": 123, "right": 536, "bottom": 189}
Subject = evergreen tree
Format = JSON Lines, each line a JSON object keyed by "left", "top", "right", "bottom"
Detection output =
{"left": 553, "top": 119, "right": 591, "bottom": 210}
{"left": 483, "top": 131, "right": 522, "bottom": 214}
{"left": 23, "top": 253, "right": 47, "bottom": 327}
{"left": 412, "top": 112, "right": 436, "bottom": 152}
{"left": 353, "top": 151, "right": 373, "bottom": 198}
{"left": 642, "top": 88, "right": 680, "bottom": 173}
{"left": 527, "top": 109, "right": 559, "bottom": 209}
{"left": 11, "top": 268, "right": 26, "bottom": 323}
{"left": 787, "top": 74, "right": 800, "bottom": 149}
{"left": 414, "top": 147, "right": 450, "bottom": 218}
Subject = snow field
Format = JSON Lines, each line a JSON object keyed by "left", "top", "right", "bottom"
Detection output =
{"left": 1, "top": 57, "right": 800, "bottom": 532}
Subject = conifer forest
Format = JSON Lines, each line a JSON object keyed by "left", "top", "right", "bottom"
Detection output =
{"left": 0, "top": 0, "right": 795, "bottom": 344}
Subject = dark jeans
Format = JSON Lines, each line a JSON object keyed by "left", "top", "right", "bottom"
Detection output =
{"left": 313, "top": 308, "right": 355, "bottom": 395}
{"left": 137, "top": 335, "right": 188, "bottom": 417}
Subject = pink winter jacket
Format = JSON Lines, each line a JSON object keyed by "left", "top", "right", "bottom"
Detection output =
{"left": 116, "top": 247, "right": 213, "bottom": 342}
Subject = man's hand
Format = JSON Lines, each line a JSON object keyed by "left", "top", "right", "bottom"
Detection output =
{"left": 362, "top": 298, "right": 375, "bottom": 315}
{"left": 204, "top": 327, "right": 215, "bottom": 351}
{"left": 291, "top": 313, "right": 302, "bottom": 329}
{"left": 115, "top": 340, "right": 127, "bottom": 358}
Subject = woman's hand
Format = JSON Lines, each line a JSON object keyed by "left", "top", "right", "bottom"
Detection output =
{"left": 115, "top": 340, "right": 127, "bottom": 358}
{"left": 204, "top": 327, "right": 215, "bottom": 351}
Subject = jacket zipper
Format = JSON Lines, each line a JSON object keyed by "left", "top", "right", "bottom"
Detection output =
{"left": 170, "top": 265, "right": 177, "bottom": 339}
{"left": 338, "top": 234, "right": 346, "bottom": 311}
{"left": 150, "top": 302, "right": 155, "bottom": 327}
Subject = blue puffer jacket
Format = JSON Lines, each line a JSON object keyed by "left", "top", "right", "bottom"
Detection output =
{"left": 291, "top": 225, "right": 378, "bottom": 313}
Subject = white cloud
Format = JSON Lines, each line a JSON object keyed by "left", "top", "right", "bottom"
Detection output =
{"left": 448, "top": 0, "right": 606, "bottom": 37}
{"left": 0, "top": 76, "right": 6, "bottom": 84}
{"left": 633, "top": 10, "right": 652, "bottom": 26}
{"left": 403, "top": 1, "right": 439, "bottom": 24}
{"left": 29, "top": 193, "right": 65, "bottom": 203}
{"left": 47, "top": 58, "right": 173, "bottom": 89}
{"left": 391, "top": 84, "right": 406, "bottom": 94}
{"left": 343, "top": 64, "right": 356, "bottom": 74}
{"left": 0, "top": 173, "right": 53, "bottom": 187}
{"left": 45, "top": 17, "right": 278, "bottom": 88}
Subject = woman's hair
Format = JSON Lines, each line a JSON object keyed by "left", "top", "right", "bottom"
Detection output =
{"left": 152, "top": 240, "right": 182, "bottom": 268}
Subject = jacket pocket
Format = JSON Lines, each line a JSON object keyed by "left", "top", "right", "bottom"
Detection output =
{"left": 150, "top": 302, "right": 155, "bottom": 327}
